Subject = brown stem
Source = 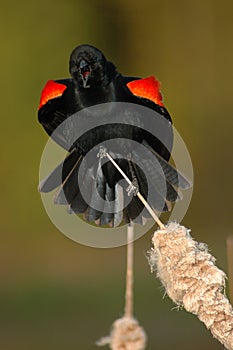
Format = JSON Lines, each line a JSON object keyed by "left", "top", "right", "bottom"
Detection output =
{"left": 103, "top": 150, "right": 165, "bottom": 229}
{"left": 124, "top": 224, "right": 134, "bottom": 318}
{"left": 227, "top": 236, "right": 233, "bottom": 304}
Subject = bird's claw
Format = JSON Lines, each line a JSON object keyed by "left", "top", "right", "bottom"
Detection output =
{"left": 126, "top": 179, "right": 139, "bottom": 196}
{"left": 97, "top": 146, "right": 107, "bottom": 159}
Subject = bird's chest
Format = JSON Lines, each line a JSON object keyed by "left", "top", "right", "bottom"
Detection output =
{"left": 76, "top": 82, "right": 116, "bottom": 109}
{"left": 66, "top": 85, "right": 144, "bottom": 155}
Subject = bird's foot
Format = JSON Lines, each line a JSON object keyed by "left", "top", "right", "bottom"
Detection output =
{"left": 126, "top": 178, "right": 139, "bottom": 196}
{"left": 97, "top": 146, "right": 107, "bottom": 159}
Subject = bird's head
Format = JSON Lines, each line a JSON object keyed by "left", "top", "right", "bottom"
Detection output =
{"left": 69, "top": 44, "right": 115, "bottom": 89}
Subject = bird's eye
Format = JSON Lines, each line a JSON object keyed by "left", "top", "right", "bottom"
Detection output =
{"left": 79, "top": 59, "right": 89, "bottom": 70}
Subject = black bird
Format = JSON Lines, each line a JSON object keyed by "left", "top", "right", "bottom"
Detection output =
{"left": 38, "top": 44, "right": 190, "bottom": 227}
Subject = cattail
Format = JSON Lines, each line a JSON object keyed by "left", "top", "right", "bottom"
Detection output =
{"left": 97, "top": 225, "right": 147, "bottom": 350}
{"left": 97, "top": 317, "right": 147, "bottom": 350}
{"left": 97, "top": 149, "right": 233, "bottom": 349}
{"left": 148, "top": 222, "right": 233, "bottom": 350}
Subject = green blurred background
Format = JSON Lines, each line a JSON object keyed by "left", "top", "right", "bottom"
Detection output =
{"left": 1, "top": 0, "right": 232, "bottom": 349}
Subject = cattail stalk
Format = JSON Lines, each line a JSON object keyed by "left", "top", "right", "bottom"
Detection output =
{"left": 124, "top": 224, "right": 134, "bottom": 318}
{"left": 97, "top": 223, "right": 147, "bottom": 350}
{"left": 102, "top": 149, "right": 164, "bottom": 228}
{"left": 227, "top": 236, "right": 233, "bottom": 304}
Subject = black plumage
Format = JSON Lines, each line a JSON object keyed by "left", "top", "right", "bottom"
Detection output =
{"left": 38, "top": 44, "right": 191, "bottom": 227}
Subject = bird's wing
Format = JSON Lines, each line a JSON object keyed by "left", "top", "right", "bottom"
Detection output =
{"left": 117, "top": 75, "right": 172, "bottom": 121}
{"left": 115, "top": 74, "right": 173, "bottom": 161}
{"left": 126, "top": 76, "right": 164, "bottom": 105}
{"left": 38, "top": 79, "right": 76, "bottom": 149}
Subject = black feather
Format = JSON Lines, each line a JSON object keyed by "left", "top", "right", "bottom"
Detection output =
{"left": 38, "top": 44, "right": 192, "bottom": 226}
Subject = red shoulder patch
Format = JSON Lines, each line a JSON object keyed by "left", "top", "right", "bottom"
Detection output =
{"left": 126, "top": 76, "right": 164, "bottom": 107}
{"left": 38, "top": 80, "right": 67, "bottom": 110}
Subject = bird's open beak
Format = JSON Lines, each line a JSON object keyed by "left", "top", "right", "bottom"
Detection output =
{"left": 79, "top": 59, "right": 91, "bottom": 88}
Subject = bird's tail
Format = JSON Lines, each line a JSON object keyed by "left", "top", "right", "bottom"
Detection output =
{"left": 39, "top": 147, "right": 191, "bottom": 227}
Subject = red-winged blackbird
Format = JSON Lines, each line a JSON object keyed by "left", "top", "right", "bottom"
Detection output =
{"left": 38, "top": 44, "right": 190, "bottom": 227}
